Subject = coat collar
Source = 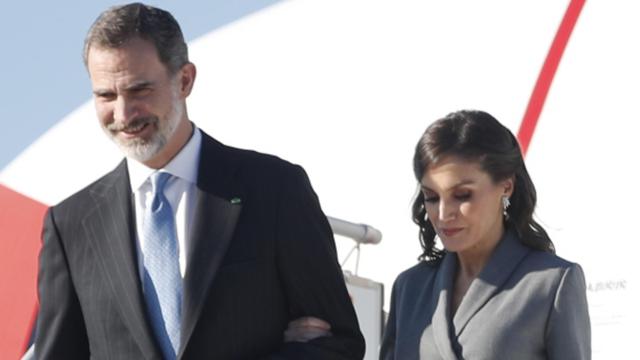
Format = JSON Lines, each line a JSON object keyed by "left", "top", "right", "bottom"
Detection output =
{"left": 431, "top": 253, "right": 459, "bottom": 360}
{"left": 178, "top": 188, "right": 241, "bottom": 357}
{"left": 452, "top": 230, "right": 530, "bottom": 336}
{"left": 179, "top": 132, "right": 243, "bottom": 357}
{"left": 82, "top": 160, "right": 161, "bottom": 359}
{"left": 431, "top": 229, "right": 531, "bottom": 359}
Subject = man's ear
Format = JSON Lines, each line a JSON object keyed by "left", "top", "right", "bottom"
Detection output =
{"left": 178, "top": 62, "right": 196, "bottom": 97}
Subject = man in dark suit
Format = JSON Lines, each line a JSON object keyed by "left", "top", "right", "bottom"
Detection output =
{"left": 35, "top": 3, "right": 364, "bottom": 359}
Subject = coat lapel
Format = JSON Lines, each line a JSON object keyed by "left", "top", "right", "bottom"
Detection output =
{"left": 81, "top": 160, "right": 160, "bottom": 359}
{"left": 178, "top": 133, "right": 243, "bottom": 357}
{"left": 178, "top": 188, "right": 241, "bottom": 357}
{"left": 452, "top": 230, "right": 530, "bottom": 336}
{"left": 431, "top": 253, "right": 459, "bottom": 360}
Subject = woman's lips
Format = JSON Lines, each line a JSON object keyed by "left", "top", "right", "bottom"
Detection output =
{"left": 440, "top": 227, "right": 463, "bottom": 237}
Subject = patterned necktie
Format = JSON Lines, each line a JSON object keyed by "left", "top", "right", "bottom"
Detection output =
{"left": 142, "top": 172, "right": 182, "bottom": 359}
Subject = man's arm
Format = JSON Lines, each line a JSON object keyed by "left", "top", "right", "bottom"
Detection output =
{"left": 284, "top": 317, "right": 332, "bottom": 343}
{"left": 35, "top": 208, "right": 89, "bottom": 359}
{"left": 268, "top": 164, "right": 365, "bottom": 360}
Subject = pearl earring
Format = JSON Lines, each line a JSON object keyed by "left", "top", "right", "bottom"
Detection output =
{"left": 502, "top": 195, "right": 510, "bottom": 219}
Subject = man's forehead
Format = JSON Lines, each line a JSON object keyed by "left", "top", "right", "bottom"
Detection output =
{"left": 88, "top": 41, "right": 165, "bottom": 74}
{"left": 88, "top": 55, "right": 166, "bottom": 94}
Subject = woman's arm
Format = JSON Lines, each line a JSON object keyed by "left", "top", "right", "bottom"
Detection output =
{"left": 545, "top": 263, "right": 591, "bottom": 360}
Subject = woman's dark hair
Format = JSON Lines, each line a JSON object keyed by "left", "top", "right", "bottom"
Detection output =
{"left": 412, "top": 110, "right": 554, "bottom": 262}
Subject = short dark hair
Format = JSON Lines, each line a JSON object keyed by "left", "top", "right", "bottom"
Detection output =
{"left": 83, "top": 2, "right": 188, "bottom": 74}
{"left": 412, "top": 110, "right": 554, "bottom": 262}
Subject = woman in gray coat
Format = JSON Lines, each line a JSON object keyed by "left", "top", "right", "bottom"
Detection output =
{"left": 379, "top": 110, "right": 590, "bottom": 359}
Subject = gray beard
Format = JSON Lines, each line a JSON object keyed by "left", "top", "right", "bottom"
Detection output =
{"left": 103, "top": 100, "right": 183, "bottom": 163}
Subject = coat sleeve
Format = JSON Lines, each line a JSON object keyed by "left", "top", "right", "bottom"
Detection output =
{"left": 35, "top": 208, "right": 90, "bottom": 359}
{"left": 264, "top": 164, "right": 365, "bottom": 360}
{"left": 545, "top": 263, "right": 591, "bottom": 360}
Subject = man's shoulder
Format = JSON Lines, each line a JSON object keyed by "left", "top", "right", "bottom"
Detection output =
{"left": 226, "top": 143, "right": 295, "bottom": 170}
{"left": 202, "top": 133, "right": 304, "bottom": 178}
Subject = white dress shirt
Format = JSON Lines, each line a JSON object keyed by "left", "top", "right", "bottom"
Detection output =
{"left": 127, "top": 127, "right": 202, "bottom": 279}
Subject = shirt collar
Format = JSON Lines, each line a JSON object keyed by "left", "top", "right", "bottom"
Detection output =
{"left": 127, "top": 126, "right": 202, "bottom": 192}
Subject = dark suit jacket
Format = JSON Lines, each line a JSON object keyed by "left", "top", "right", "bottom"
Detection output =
{"left": 35, "top": 132, "right": 365, "bottom": 359}
{"left": 380, "top": 230, "right": 590, "bottom": 360}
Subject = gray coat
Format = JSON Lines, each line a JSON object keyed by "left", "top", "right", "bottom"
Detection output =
{"left": 380, "top": 231, "right": 590, "bottom": 360}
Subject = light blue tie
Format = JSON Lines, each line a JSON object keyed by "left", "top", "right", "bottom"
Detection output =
{"left": 142, "top": 172, "right": 182, "bottom": 360}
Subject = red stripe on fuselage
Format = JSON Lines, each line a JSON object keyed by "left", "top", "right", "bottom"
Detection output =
{"left": 518, "top": 0, "right": 586, "bottom": 155}
{"left": 0, "top": 184, "right": 47, "bottom": 359}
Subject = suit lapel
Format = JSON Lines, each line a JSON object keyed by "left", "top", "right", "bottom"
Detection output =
{"left": 178, "top": 133, "right": 243, "bottom": 357}
{"left": 179, "top": 188, "right": 241, "bottom": 356}
{"left": 431, "top": 253, "right": 459, "bottom": 360}
{"left": 452, "top": 230, "right": 530, "bottom": 336}
{"left": 81, "top": 160, "right": 160, "bottom": 359}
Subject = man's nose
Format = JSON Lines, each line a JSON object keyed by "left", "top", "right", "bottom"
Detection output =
{"left": 113, "top": 96, "right": 138, "bottom": 124}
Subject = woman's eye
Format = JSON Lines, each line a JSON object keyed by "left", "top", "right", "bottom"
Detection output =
{"left": 423, "top": 195, "right": 438, "bottom": 203}
{"left": 454, "top": 192, "right": 471, "bottom": 201}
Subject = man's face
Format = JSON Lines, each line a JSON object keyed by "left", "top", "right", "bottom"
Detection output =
{"left": 87, "top": 37, "right": 186, "bottom": 164}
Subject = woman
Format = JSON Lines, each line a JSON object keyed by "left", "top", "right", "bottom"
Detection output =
{"left": 380, "top": 110, "right": 590, "bottom": 359}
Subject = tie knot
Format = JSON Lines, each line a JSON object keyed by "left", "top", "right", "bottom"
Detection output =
{"left": 150, "top": 172, "right": 172, "bottom": 195}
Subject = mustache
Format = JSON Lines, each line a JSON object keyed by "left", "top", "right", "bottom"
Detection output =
{"left": 106, "top": 116, "right": 158, "bottom": 132}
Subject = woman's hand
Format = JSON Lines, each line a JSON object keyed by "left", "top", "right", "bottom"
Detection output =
{"left": 284, "top": 317, "right": 332, "bottom": 343}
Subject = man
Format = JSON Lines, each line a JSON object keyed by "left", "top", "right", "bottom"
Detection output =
{"left": 35, "top": 3, "right": 364, "bottom": 359}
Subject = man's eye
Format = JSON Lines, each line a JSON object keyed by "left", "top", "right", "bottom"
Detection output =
{"left": 96, "top": 93, "right": 116, "bottom": 101}
{"left": 132, "top": 88, "right": 152, "bottom": 96}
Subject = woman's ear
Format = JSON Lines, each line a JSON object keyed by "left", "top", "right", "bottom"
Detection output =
{"left": 502, "top": 176, "right": 515, "bottom": 197}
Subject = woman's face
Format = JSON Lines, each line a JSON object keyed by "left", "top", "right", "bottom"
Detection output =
{"left": 420, "top": 156, "right": 513, "bottom": 256}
